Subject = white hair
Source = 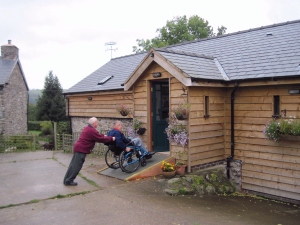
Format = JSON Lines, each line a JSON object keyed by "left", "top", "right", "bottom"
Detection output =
{"left": 88, "top": 117, "right": 97, "bottom": 125}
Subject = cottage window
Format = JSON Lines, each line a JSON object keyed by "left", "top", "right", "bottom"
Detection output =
{"left": 204, "top": 96, "right": 210, "bottom": 119}
{"left": 273, "top": 95, "right": 280, "bottom": 118}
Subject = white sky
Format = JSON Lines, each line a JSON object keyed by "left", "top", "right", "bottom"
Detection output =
{"left": 1, "top": 0, "right": 299, "bottom": 90}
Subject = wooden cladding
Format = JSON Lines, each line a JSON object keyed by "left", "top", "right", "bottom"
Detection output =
{"left": 224, "top": 84, "right": 300, "bottom": 201}
{"left": 67, "top": 92, "right": 133, "bottom": 118}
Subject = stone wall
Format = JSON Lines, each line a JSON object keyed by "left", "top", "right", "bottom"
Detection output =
{"left": 71, "top": 117, "right": 133, "bottom": 134}
{"left": 2, "top": 64, "right": 28, "bottom": 135}
{"left": 228, "top": 159, "right": 242, "bottom": 190}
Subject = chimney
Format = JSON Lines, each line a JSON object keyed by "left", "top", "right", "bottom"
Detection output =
{"left": 1, "top": 40, "right": 19, "bottom": 60}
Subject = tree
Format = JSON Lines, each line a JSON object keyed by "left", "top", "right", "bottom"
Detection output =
{"left": 36, "top": 71, "right": 68, "bottom": 122}
{"left": 132, "top": 15, "right": 227, "bottom": 53}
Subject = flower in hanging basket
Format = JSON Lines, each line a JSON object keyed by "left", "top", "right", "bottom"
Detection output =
{"left": 263, "top": 117, "right": 300, "bottom": 141}
{"left": 161, "top": 161, "right": 175, "bottom": 172}
{"left": 116, "top": 104, "right": 132, "bottom": 116}
{"left": 172, "top": 101, "right": 191, "bottom": 120}
{"left": 165, "top": 117, "right": 188, "bottom": 146}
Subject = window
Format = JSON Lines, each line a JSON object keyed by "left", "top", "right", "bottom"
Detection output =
{"left": 273, "top": 95, "right": 280, "bottom": 118}
{"left": 98, "top": 75, "right": 113, "bottom": 85}
{"left": 204, "top": 96, "right": 210, "bottom": 119}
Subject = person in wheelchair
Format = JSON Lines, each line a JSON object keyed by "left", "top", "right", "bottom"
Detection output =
{"left": 107, "top": 120, "right": 155, "bottom": 157}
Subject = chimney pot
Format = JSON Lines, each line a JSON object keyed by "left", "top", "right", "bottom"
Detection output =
{"left": 8, "top": 40, "right": 11, "bottom": 44}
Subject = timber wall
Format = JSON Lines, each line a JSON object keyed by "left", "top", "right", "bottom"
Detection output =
{"left": 188, "top": 86, "right": 225, "bottom": 167}
{"left": 67, "top": 92, "right": 133, "bottom": 118}
{"left": 224, "top": 84, "right": 300, "bottom": 201}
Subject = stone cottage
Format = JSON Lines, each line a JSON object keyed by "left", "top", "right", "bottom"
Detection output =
{"left": 0, "top": 40, "right": 29, "bottom": 134}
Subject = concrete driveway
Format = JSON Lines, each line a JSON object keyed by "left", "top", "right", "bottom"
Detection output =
{"left": 0, "top": 151, "right": 299, "bottom": 225}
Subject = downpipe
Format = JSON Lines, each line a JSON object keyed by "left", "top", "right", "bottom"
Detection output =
{"left": 227, "top": 82, "right": 238, "bottom": 179}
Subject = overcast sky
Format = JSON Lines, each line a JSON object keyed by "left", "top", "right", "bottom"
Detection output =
{"left": 1, "top": 0, "right": 299, "bottom": 90}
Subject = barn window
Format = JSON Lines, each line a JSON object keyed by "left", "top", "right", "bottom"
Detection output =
{"left": 204, "top": 96, "right": 210, "bottom": 119}
{"left": 273, "top": 95, "right": 281, "bottom": 118}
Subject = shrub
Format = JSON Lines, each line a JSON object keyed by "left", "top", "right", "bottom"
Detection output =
{"left": 40, "top": 121, "right": 53, "bottom": 135}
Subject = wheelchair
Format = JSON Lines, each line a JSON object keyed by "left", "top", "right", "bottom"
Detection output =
{"left": 104, "top": 140, "right": 152, "bottom": 173}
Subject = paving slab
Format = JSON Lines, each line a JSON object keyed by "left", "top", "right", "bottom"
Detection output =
{"left": 0, "top": 151, "right": 299, "bottom": 225}
{"left": 0, "top": 151, "right": 99, "bottom": 206}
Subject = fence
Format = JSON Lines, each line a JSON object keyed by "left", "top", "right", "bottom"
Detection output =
{"left": 0, "top": 135, "right": 53, "bottom": 153}
{"left": 0, "top": 130, "right": 128, "bottom": 155}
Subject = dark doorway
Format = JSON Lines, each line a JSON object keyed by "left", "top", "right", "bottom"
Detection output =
{"left": 152, "top": 82, "right": 169, "bottom": 152}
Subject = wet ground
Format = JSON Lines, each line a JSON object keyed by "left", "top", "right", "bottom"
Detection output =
{"left": 0, "top": 150, "right": 299, "bottom": 225}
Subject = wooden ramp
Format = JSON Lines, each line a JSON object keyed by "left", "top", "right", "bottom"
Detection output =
{"left": 98, "top": 153, "right": 175, "bottom": 181}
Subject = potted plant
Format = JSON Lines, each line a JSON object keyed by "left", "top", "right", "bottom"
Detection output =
{"left": 174, "top": 149, "right": 187, "bottom": 175}
{"left": 175, "top": 161, "right": 187, "bottom": 176}
{"left": 171, "top": 101, "right": 191, "bottom": 120}
{"left": 132, "top": 118, "right": 146, "bottom": 135}
{"left": 161, "top": 161, "right": 176, "bottom": 178}
{"left": 165, "top": 117, "right": 188, "bottom": 146}
{"left": 263, "top": 117, "right": 300, "bottom": 141}
{"left": 116, "top": 104, "right": 131, "bottom": 116}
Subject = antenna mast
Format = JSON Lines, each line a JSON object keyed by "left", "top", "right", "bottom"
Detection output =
{"left": 105, "top": 41, "right": 118, "bottom": 59}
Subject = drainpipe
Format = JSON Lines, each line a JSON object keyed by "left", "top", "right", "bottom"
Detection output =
{"left": 226, "top": 82, "right": 238, "bottom": 179}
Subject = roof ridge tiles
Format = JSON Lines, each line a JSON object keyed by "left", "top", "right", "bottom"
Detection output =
{"left": 156, "top": 48, "right": 215, "bottom": 60}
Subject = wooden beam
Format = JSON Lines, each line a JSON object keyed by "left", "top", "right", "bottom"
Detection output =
{"left": 153, "top": 52, "right": 192, "bottom": 87}
{"left": 124, "top": 55, "right": 153, "bottom": 91}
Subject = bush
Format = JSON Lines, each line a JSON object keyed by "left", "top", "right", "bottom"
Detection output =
{"left": 28, "top": 121, "right": 41, "bottom": 131}
{"left": 40, "top": 121, "right": 53, "bottom": 135}
{"left": 57, "top": 121, "right": 71, "bottom": 134}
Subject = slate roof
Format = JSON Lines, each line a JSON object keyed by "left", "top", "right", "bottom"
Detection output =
{"left": 64, "top": 52, "right": 147, "bottom": 94}
{"left": 0, "top": 59, "right": 17, "bottom": 85}
{"left": 65, "top": 19, "right": 300, "bottom": 94}
{"left": 165, "top": 20, "right": 300, "bottom": 81}
{"left": 156, "top": 49, "right": 229, "bottom": 80}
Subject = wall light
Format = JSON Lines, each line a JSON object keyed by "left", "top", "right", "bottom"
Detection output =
{"left": 88, "top": 97, "right": 93, "bottom": 100}
{"left": 288, "top": 89, "right": 300, "bottom": 94}
{"left": 152, "top": 72, "right": 161, "bottom": 78}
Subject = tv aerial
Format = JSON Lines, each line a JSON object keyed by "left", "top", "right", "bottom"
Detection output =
{"left": 105, "top": 41, "right": 118, "bottom": 59}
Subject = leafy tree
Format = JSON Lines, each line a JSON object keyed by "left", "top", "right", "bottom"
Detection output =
{"left": 36, "top": 71, "right": 68, "bottom": 122}
{"left": 133, "top": 15, "right": 227, "bottom": 53}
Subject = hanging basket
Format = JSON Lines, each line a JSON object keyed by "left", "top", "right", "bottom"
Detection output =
{"left": 137, "top": 128, "right": 146, "bottom": 135}
{"left": 175, "top": 114, "right": 188, "bottom": 120}
{"left": 120, "top": 111, "right": 128, "bottom": 116}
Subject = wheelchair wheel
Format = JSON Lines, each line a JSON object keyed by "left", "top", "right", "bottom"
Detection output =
{"left": 141, "top": 158, "right": 147, "bottom": 167}
{"left": 105, "top": 149, "right": 120, "bottom": 169}
{"left": 119, "top": 148, "right": 140, "bottom": 173}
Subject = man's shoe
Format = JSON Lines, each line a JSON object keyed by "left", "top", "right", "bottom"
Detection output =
{"left": 64, "top": 181, "right": 77, "bottom": 186}
{"left": 147, "top": 151, "right": 156, "bottom": 155}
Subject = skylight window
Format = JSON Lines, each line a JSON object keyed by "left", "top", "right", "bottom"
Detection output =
{"left": 98, "top": 75, "right": 113, "bottom": 85}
